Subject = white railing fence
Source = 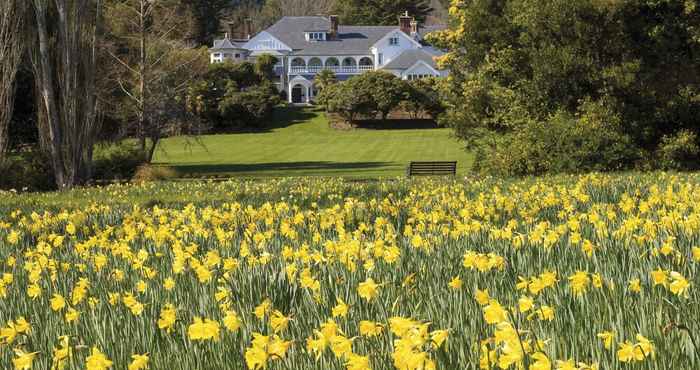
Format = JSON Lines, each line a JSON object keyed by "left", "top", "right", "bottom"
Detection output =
{"left": 289, "top": 65, "right": 375, "bottom": 74}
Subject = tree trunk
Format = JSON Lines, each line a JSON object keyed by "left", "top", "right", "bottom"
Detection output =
{"left": 32, "top": 0, "right": 67, "bottom": 188}
{"left": 147, "top": 137, "right": 159, "bottom": 163}
{"left": 0, "top": 0, "right": 26, "bottom": 159}
{"left": 31, "top": 0, "right": 101, "bottom": 189}
{"left": 138, "top": 0, "right": 148, "bottom": 152}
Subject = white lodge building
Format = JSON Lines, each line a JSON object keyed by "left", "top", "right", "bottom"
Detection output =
{"left": 209, "top": 14, "right": 449, "bottom": 104}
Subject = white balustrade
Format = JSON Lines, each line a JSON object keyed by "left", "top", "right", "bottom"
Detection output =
{"left": 289, "top": 64, "right": 374, "bottom": 75}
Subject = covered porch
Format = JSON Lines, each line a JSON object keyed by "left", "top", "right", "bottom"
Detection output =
{"left": 289, "top": 56, "right": 374, "bottom": 75}
{"left": 288, "top": 76, "right": 317, "bottom": 104}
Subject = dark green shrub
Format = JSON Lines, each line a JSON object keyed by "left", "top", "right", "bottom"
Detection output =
{"left": 361, "top": 71, "right": 407, "bottom": 120}
{"left": 186, "top": 61, "right": 280, "bottom": 130}
{"left": 473, "top": 111, "right": 639, "bottom": 176}
{"left": 92, "top": 143, "right": 147, "bottom": 181}
{"left": 655, "top": 130, "right": 700, "bottom": 170}
{"left": 321, "top": 71, "right": 410, "bottom": 122}
{"left": 321, "top": 79, "right": 376, "bottom": 122}
{"left": 0, "top": 150, "right": 55, "bottom": 191}
{"left": 218, "top": 83, "right": 281, "bottom": 127}
{"left": 402, "top": 77, "right": 445, "bottom": 119}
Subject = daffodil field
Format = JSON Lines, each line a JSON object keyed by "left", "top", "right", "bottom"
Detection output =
{"left": 1, "top": 173, "right": 699, "bottom": 370}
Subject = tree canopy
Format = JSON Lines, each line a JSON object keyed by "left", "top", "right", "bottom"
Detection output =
{"left": 429, "top": 0, "right": 700, "bottom": 174}
{"left": 335, "top": 0, "right": 433, "bottom": 25}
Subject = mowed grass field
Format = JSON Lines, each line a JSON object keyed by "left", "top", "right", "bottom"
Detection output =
{"left": 153, "top": 108, "right": 473, "bottom": 178}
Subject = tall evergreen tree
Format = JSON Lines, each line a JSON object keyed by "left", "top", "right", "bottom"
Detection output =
{"left": 183, "top": 0, "right": 234, "bottom": 45}
{"left": 335, "top": 0, "right": 433, "bottom": 26}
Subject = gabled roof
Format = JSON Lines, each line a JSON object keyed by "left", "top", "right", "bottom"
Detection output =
{"left": 211, "top": 37, "right": 247, "bottom": 50}
{"left": 265, "top": 16, "right": 398, "bottom": 55}
{"left": 418, "top": 25, "right": 447, "bottom": 39}
{"left": 381, "top": 48, "right": 445, "bottom": 71}
{"left": 371, "top": 29, "right": 422, "bottom": 50}
{"left": 212, "top": 16, "right": 449, "bottom": 56}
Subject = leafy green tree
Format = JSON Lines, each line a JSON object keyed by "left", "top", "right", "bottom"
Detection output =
{"left": 402, "top": 77, "right": 444, "bottom": 119}
{"left": 182, "top": 0, "right": 232, "bottom": 46}
{"left": 429, "top": 0, "right": 700, "bottom": 174}
{"left": 321, "top": 71, "right": 410, "bottom": 122}
{"left": 219, "top": 82, "right": 280, "bottom": 127}
{"left": 336, "top": 0, "right": 433, "bottom": 25}
{"left": 320, "top": 79, "right": 375, "bottom": 122}
{"left": 254, "top": 54, "right": 278, "bottom": 80}
{"left": 315, "top": 69, "right": 337, "bottom": 92}
{"left": 359, "top": 71, "right": 406, "bottom": 121}
{"left": 187, "top": 61, "right": 280, "bottom": 129}
{"left": 314, "top": 69, "right": 337, "bottom": 109}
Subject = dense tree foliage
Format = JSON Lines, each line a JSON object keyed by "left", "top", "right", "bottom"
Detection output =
{"left": 320, "top": 71, "right": 443, "bottom": 122}
{"left": 183, "top": 0, "right": 233, "bottom": 45}
{"left": 336, "top": 0, "right": 433, "bottom": 25}
{"left": 187, "top": 60, "right": 281, "bottom": 130}
{"left": 314, "top": 69, "right": 338, "bottom": 109}
{"left": 429, "top": 0, "right": 700, "bottom": 175}
{"left": 401, "top": 77, "right": 445, "bottom": 119}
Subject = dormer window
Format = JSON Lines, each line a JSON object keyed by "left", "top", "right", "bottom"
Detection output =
{"left": 389, "top": 37, "right": 399, "bottom": 46}
{"left": 306, "top": 32, "right": 326, "bottom": 42}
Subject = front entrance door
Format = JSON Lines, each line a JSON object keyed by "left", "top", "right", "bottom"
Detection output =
{"left": 291, "top": 85, "right": 303, "bottom": 104}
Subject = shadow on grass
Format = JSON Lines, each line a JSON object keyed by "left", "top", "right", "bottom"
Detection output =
{"left": 212, "top": 106, "right": 319, "bottom": 134}
{"left": 267, "top": 106, "right": 321, "bottom": 129}
{"left": 163, "top": 161, "right": 396, "bottom": 176}
{"left": 353, "top": 119, "right": 439, "bottom": 130}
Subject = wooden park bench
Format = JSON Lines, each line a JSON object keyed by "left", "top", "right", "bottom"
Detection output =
{"left": 406, "top": 161, "right": 457, "bottom": 177}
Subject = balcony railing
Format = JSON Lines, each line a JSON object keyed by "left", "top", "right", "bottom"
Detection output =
{"left": 289, "top": 65, "right": 374, "bottom": 74}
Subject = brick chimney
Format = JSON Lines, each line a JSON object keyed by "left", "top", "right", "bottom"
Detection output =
{"left": 410, "top": 19, "right": 419, "bottom": 39}
{"left": 244, "top": 18, "right": 253, "bottom": 40}
{"left": 329, "top": 15, "right": 339, "bottom": 39}
{"left": 226, "top": 22, "right": 235, "bottom": 39}
{"left": 399, "top": 11, "right": 412, "bottom": 34}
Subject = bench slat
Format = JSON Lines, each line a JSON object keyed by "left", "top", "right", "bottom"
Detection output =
{"left": 407, "top": 161, "right": 457, "bottom": 177}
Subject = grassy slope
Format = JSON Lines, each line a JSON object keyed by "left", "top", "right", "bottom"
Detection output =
{"left": 153, "top": 108, "right": 473, "bottom": 178}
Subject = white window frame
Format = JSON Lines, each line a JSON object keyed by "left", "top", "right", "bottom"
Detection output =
{"left": 306, "top": 32, "right": 326, "bottom": 41}
{"left": 378, "top": 53, "right": 383, "bottom": 65}
{"left": 407, "top": 74, "right": 433, "bottom": 81}
{"left": 389, "top": 37, "right": 399, "bottom": 46}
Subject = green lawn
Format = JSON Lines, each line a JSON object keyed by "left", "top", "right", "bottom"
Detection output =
{"left": 153, "top": 107, "right": 473, "bottom": 178}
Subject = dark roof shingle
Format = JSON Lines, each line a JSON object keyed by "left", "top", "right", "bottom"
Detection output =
{"left": 381, "top": 48, "right": 445, "bottom": 70}
{"left": 266, "top": 17, "right": 398, "bottom": 55}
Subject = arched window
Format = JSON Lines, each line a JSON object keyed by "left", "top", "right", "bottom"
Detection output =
{"left": 342, "top": 57, "right": 357, "bottom": 72}
{"left": 359, "top": 57, "right": 373, "bottom": 71}
{"left": 325, "top": 57, "right": 340, "bottom": 71}
{"left": 308, "top": 58, "right": 323, "bottom": 72}
{"left": 291, "top": 57, "right": 306, "bottom": 73}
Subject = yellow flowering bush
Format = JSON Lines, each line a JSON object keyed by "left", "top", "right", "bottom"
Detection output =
{"left": 0, "top": 173, "right": 698, "bottom": 368}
